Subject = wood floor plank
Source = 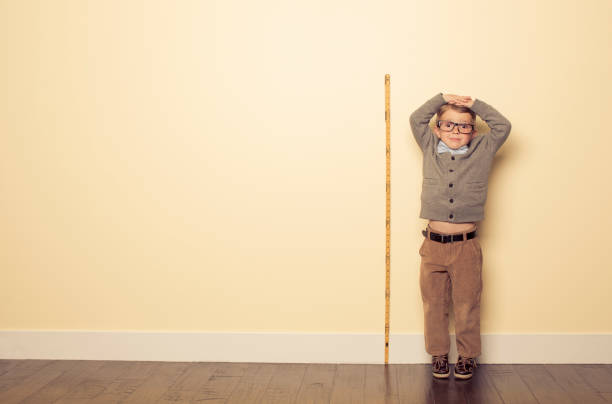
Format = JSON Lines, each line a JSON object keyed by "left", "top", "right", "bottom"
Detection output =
{"left": 363, "top": 364, "right": 399, "bottom": 403}
{"left": 460, "top": 365, "right": 504, "bottom": 404}
{"left": 115, "top": 360, "right": 159, "bottom": 380}
{"left": 514, "top": 364, "right": 576, "bottom": 403}
{"left": 294, "top": 363, "right": 336, "bottom": 404}
{"left": 428, "top": 372, "right": 469, "bottom": 404}
{"left": 544, "top": 364, "right": 607, "bottom": 403}
{"left": 257, "top": 363, "right": 308, "bottom": 404}
{"left": 87, "top": 361, "right": 162, "bottom": 404}
{"left": 0, "top": 360, "right": 54, "bottom": 393}
{"left": 0, "top": 360, "right": 71, "bottom": 404}
{"left": 0, "top": 360, "right": 22, "bottom": 378}
{"left": 114, "top": 361, "right": 190, "bottom": 404}
{"left": 486, "top": 364, "right": 539, "bottom": 404}
{"left": 226, "top": 363, "right": 277, "bottom": 403}
{"left": 190, "top": 362, "right": 253, "bottom": 403}
{"left": 55, "top": 360, "right": 140, "bottom": 404}
{"left": 574, "top": 364, "right": 612, "bottom": 403}
{"left": 603, "top": 366, "right": 612, "bottom": 402}
{"left": 20, "top": 360, "right": 107, "bottom": 404}
{"left": 329, "top": 363, "right": 365, "bottom": 404}
{"left": 441, "top": 373, "right": 468, "bottom": 404}
{"left": 155, "top": 362, "right": 217, "bottom": 403}
{"left": 396, "top": 364, "right": 433, "bottom": 404}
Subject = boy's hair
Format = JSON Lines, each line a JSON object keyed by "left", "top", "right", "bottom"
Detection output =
{"left": 436, "top": 104, "right": 476, "bottom": 122}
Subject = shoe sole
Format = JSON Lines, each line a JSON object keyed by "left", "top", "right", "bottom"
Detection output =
{"left": 433, "top": 371, "right": 450, "bottom": 379}
{"left": 454, "top": 371, "right": 473, "bottom": 380}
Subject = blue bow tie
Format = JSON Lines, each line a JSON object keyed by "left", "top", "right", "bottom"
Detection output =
{"left": 437, "top": 140, "right": 468, "bottom": 155}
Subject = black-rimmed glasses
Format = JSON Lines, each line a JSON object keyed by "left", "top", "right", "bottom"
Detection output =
{"left": 437, "top": 120, "right": 474, "bottom": 134}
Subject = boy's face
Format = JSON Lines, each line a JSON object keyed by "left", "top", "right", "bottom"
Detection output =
{"left": 433, "top": 110, "right": 477, "bottom": 150}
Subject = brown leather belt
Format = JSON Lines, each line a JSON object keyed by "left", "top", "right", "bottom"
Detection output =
{"left": 422, "top": 229, "right": 477, "bottom": 243}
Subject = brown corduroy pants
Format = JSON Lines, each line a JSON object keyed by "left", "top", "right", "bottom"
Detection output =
{"left": 419, "top": 223, "right": 482, "bottom": 358}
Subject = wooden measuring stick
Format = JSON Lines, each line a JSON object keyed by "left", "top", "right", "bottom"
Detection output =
{"left": 385, "top": 74, "right": 391, "bottom": 364}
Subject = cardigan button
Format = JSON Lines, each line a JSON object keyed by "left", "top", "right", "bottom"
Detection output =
{"left": 449, "top": 214, "right": 454, "bottom": 219}
{"left": 451, "top": 156, "right": 455, "bottom": 160}
{"left": 450, "top": 199, "right": 454, "bottom": 203}
{"left": 449, "top": 169, "right": 454, "bottom": 172}
{"left": 449, "top": 183, "right": 453, "bottom": 188}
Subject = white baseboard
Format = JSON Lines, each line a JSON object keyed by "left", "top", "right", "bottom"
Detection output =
{"left": 1, "top": 331, "right": 610, "bottom": 363}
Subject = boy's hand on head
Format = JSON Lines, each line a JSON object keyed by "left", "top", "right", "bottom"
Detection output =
{"left": 442, "top": 93, "right": 475, "bottom": 108}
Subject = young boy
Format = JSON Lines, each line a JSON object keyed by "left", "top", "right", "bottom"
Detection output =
{"left": 409, "top": 92, "right": 511, "bottom": 380}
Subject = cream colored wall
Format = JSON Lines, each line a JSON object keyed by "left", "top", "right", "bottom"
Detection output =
{"left": 1, "top": 0, "right": 610, "bottom": 333}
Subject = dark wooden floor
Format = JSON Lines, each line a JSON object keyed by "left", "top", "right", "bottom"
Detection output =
{"left": 0, "top": 360, "right": 611, "bottom": 403}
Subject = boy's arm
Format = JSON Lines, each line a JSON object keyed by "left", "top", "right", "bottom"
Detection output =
{"left": 470, "top": 98, "right": 512, "bottom": 153}
{"left": 409, "top": 92, "right": 446, "bottom": 151}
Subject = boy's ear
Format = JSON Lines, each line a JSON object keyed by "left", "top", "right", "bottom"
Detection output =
{"left": 433, "top": 126, "right": 442, "bottom": 139}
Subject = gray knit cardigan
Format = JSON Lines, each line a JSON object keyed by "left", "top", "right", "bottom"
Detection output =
{"left": 409, "top": 93, "right": 512, "bottom": 223}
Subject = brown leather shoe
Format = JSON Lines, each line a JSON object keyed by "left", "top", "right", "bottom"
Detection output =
{"left": 431, "top": 354, "right": 450, "bottom": 378}
{"left": 454, "top": 355, "right": 478, "bottom": 379}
